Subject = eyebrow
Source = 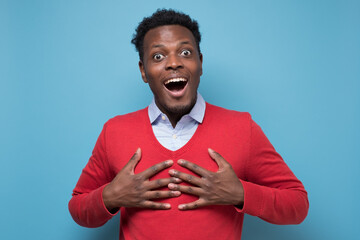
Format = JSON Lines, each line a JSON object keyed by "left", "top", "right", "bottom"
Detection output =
{"left": 150, "top": 41, "right": 192, "bottom": 49}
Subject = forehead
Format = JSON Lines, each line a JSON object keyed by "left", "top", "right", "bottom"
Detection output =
{"left": 143, "top": 25, "right": 196, "bottom": 50}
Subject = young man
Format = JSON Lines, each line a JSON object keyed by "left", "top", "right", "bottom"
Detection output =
{"left": 69, "top": 9, "right": 309, "bottom": 239}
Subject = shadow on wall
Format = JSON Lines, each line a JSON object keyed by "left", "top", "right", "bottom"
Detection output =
{"left": 78, "top": 213, "right": 308, "bottom": 239}
{"left": 88, "top": 215, "right": 120, "bottom": 240}
{"left": 243, "top": 215, "right": 308, "bottom": 240}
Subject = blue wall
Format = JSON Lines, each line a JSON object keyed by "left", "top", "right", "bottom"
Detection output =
{"left": 1, "top": 0, "right": 359, "bottom": 239}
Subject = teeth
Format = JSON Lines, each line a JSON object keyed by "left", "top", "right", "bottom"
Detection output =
{"left": 164, "top": 78, "right": 187, "bottom": 85}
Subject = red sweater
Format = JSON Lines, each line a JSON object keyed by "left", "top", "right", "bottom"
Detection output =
{"left": 69, "top": 103, "right": 308, "bottom": 239}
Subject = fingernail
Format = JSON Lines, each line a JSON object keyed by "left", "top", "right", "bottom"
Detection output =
{"left": 166, "top": 160, "right": 173, "bottom": 165}
{"left": 164, "top": 203, "right": 171, "bottom": 209}
{"left": 174, "top": 177, "right": 182, "bottom": 183}
{"left": 178, "top": 204, "right": 185, "bottom": 210}
{"left": 169, "top": 169, "right": 175, "bottom": 175}
{"left": 208, "top": 148, "right": 214, "bottom": 153}
{"left": 172, "top": 191, "right": 181, "bottom": 196}
{"left": 178, "top": 159, "right": 184, "bottom": 165}
{"left": 168, "top": 183, "right": 175, "bottom": 188}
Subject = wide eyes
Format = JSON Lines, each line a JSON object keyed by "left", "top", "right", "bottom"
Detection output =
{"left": 180, "top": 49, "right": 191, "bottom": 56}
{"left": 152, "top": 49, "right": 192, "bottom": 61}
{"left": 153, "top": 53, "right": 165, "bottom": 61}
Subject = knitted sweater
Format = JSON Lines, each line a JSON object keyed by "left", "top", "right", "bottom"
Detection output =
{"left": 69, "top": 103, "right": 309, "bottom": 239}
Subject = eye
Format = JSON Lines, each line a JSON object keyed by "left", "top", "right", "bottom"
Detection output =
{"left": 153, "top": 53, "right": 165, "bottom": 61}
{"left": 180, "top": 49, "right": 191, "bottom": 57}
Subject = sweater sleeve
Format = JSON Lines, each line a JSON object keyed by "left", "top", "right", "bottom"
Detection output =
{"left": 68, "top": 123, "right": 118, "bottom": 228}
{"left": 237, "top": 119, "right": 309, "bottom": 225}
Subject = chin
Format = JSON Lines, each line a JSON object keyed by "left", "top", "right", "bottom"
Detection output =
{"left": 165, "top": 96, "right": 197, "bottom": 116}
{"left": 166, "top": 104, "right": 192, "bottom": 116}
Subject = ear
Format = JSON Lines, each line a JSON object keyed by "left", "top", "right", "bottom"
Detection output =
{"left": 138, "top": 60, "right": 148, "bottom": 83}
{"left": 199, "top": 53, "right": 203, "bottom": 76}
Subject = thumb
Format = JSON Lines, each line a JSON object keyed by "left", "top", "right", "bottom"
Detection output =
{"left": 126, "top": 148, "right": 142, "bottom": 173}
{"left": 208, "top": 148, "right": 226, "bottom": 169}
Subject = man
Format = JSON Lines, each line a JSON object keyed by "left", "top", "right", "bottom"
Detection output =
{"left": 69, "top": 9, "right": 309, "bottom": 239}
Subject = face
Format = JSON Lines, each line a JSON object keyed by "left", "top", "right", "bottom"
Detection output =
{"left": 139, "top": 25, "right": 203, "bottom": 120}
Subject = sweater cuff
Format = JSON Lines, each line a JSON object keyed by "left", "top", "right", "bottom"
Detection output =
{"left": 234, "top": 179, "right": 270, "bottom": 217}
{"left": 99, "top": 184, "right": 120, "bottom": 217}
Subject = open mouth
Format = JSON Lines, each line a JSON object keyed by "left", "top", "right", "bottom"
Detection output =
{"left": 164, "top": 78, "right": 188, "bottom": 92}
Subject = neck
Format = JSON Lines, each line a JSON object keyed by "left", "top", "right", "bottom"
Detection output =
{"left": 167, "top": 113, "right": 185, "bottom": 128}
{"left": 154, "top": 94, "right": 198, "bottom": 128}
{"left": 156, "top": 102, "right": 196, "bottom": 129}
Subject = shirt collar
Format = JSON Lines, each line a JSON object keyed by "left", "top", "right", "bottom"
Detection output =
{"left": 148, "top": 93, "right": 206, "bottom": 124}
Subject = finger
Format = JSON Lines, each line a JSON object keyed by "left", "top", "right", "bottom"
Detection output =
{"left": 168, "top": 183, "right": 204, "bottom": 196}
{"left": 143, "top": 190, "right": 181, "bottom": 199}
{"left": 124, "top": 148, "right": 141, "bottom": 173}
{"left": 141, "top": 160, "right": 174, "bottom": 179}
{"left": 141, "top": 200, "right": 171, "bottom": 210}
{"left": 145, "top": 177, "right": 182, "bottom": 190}
{"left": 178, "top": 199, "right": 206, "bottom": 210}
{"left": 177, "top": 159, "right": 210, "bottom": 177}
{"left": 168, "top": 169, "right": 203, "bottom": 187}
{"left": 208, "top": 148, "right": 228, "bottom": 169}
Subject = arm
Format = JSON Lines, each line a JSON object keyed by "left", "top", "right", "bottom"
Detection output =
{"left": 168, "top": 120, "right": 308, "bottom": 225}
{"left": 239, "top": 120, "right": 309, "bottom": 224}
{"left": 68, "top": 124, "right": 115, "bottom": 228}
{"left": 68, "top": 124, "right": 181, "bottom": 228}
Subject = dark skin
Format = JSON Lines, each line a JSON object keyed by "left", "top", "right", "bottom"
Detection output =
{"left": 102, "top": 25, "right": 244, "bottom": 212}
{"left": 139, "top": 25, "right": 203, "bottom": 128}
{"left": 102, "top": 148, "right": 182, "bottom": 212}
{"left": 168, "top": 148, "right": 244, "bottom": 210}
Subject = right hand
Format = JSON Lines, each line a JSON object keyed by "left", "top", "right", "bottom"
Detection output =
{"left": 102, "top": 148, "right": 181, "bottom": 212}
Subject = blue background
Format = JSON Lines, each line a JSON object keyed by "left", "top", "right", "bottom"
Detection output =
{"left": 1, "top": 0, "right": 359, "bottom": 239}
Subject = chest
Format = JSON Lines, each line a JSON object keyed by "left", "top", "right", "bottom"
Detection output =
{"left": 105, "top": 125, "right": 249, "bottom": 180}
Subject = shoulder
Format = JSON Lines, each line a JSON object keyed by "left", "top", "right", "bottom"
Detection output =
{"left": 203, "top": 103, "right": 254, "bottom": 142}
{"left": 104, "top": 108, "right": 148, "bottom": 129}
{"left": 205, "top": 102, "right": 252, "bottom": 122}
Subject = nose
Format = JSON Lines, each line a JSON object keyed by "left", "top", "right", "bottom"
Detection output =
{"left": 165, "top": 54, "right": 183, "bottom": 70}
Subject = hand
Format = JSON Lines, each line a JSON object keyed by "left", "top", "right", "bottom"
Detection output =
{"left": 102, "top": 148, "right": 181, "bottom": 212}
{"left": 168, "top": 148, "right": 244, "bottom": 210}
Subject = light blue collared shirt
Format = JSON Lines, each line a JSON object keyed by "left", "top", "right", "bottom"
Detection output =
{"left": 148, "top": 93, "right": 206, "bottom": 151}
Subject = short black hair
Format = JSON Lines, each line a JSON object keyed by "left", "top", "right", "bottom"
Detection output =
{"left": 131, "top": 9, "right": 201, "bottom": 61}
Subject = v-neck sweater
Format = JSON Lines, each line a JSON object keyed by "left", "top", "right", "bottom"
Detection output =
{"left": 69, "top": 103, "right": 308, "bottom": 240}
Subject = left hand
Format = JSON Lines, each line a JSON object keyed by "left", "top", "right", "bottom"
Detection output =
{"left": 168, "top": 148, "right": 244, "bottom": 210}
